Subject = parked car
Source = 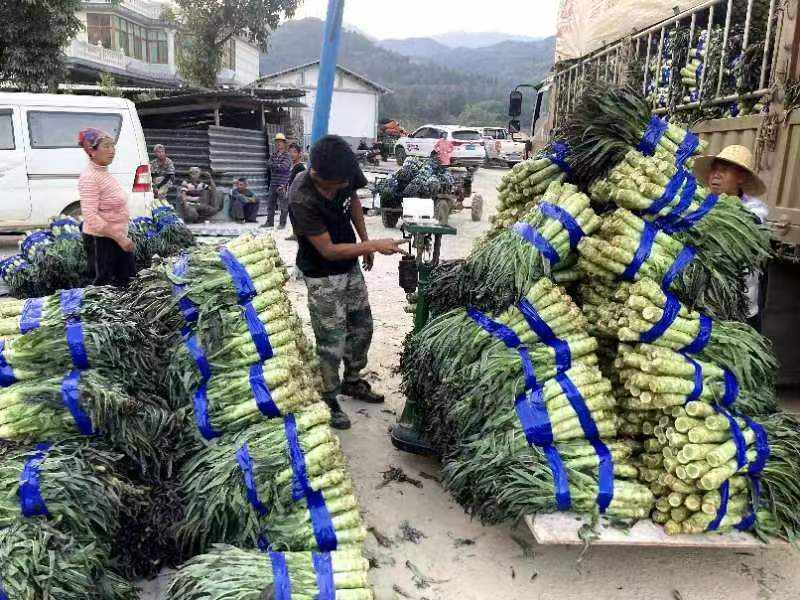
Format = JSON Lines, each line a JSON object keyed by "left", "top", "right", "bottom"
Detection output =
{"left": 394, "top": 125, "right": 485, "bottom": 169}
{"left": 478, "top": 126, "right": 527, "bottom": 166}
{"left": 0, "top": 93, "right": 152, "bottom": 231}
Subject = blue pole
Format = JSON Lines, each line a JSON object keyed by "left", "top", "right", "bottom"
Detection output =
{"left": 311, "top": 0, "right": 345, "bottom": 144}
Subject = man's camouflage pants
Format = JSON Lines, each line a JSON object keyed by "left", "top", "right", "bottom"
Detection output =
{"left": 305, "top": 266, "right": 373, "bottom": 401}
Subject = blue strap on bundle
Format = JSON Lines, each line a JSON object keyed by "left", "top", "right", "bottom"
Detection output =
{"left": 517, "top": 298, "right": 571, "bottom": 372}
{"left": 284, "top": 414, "right": 338, "bottom": 551}
{"left": 555, "top": 373, "right": 614, "bottom": 512}
{"left": 734, "top": 477, "right": 760, "bottom": 531}
{"left": 243, "top": 301, "right": 274, "bottom": 362}
{"left": 662, "top": 246, "right": 697, "bottom": 289}
{"left": 517, "top": 346, "right": 538, "bottom": 390}
{"left": 658, "top": 173, "right": 698, "bottom": 224}
{"left": 236, "top": 443, "right": 269, "bottom": 517}
{"left": 183, "top": 333, "right": 211, "bottom": 381}
{"left": 0, "top": 580, "right": 7, "bottom": 600}
{"left": 60, "top": 288, "right": 84, "bottom": 317}
{"left": 720, "top": 369, "right": 740, "bottom": 407}
{"left": 539, "top": 202, "right": 585, "bottom": 250}
{"left": 639, "top": 291, "right": 681, "bottom": 343}
{"left": 61, "top": 289, "right": 90, "bottom": 370}
{"left": 741, "top": 414, "right": 770, "bottom": 475}
{"left": 269, "top": 552, "right": 293, "bottom": 600}
{"left": 647, "top": 168, "right": 686, "bottom": 216}
{"left": 707, "top": 479, "right": 730, "bottom": 531}
{"left": 675, "top": 132, "right": 700, "bottom": 167}
{"left": 21, "top": 231, "right": 53, "bottom": 256}
{"left": 20, "top": 297, "right": 44, "bottom": 333}
{"left": 713, "top": 404, "right": 748, "bottom": 469}
{"left": 637, "top": 116, "right": 669, "bottom": 156}
{"left": 19, "top": 443, "right": 52, "bottom": 518}
{"left": 681, "top": 314, "right": 713, "bottom": 354}
{"left": 684, "top": 356, "right": 704, "bottom": 402}
{"left": 0, "top": 341, "right": 17, "bottom": 388}
{"left": 193, "top": 382, "right": 221, "bottom": 440}
{"left": 61, "top": 369, "right": 94, "bottom": 436}
{"left": 546, "top": 141, "right": 573, "bottom": 174}
{"left": 511, "top": 222, "right": 560, "bottom": 265}
{"left": 219, "top": 247, "right": 257, "bottom": 304}
{"left": 515, "top": 386, "right": 553, "bottom": 447}
{"left": 466, "top": 308, "right": 521, "bottom": 348}
{"left": 171, "top": 254, "right": 199, "bottom": 325}
{"left": 663, "top": 193, "right": 719, "bottom": 233}
{"left": 620, "top": 222, "right": 658, "bottom": 281}
{"left": 543, "top": 445, "right": 573, "bottom": 511}
{"left": 249, "top": 363, "right": 281, "bottom": 418}
{"left": 312, "top": 552, "right": 336, "bottom": 600}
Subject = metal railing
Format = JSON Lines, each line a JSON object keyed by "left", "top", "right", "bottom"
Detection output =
{"left": 552, "top": 0, "right": 781, "bottom": 122}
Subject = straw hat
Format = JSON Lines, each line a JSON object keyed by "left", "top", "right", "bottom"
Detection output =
{"left": 693, "top": 145, "right": 766, "bottom": 196}
{"left": 274, "top": 133, "right": 287, "bottom": 141}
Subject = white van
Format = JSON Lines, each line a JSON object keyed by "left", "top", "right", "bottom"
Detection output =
{"left": 0, "top": 93, "right": 152, "bottom": 232}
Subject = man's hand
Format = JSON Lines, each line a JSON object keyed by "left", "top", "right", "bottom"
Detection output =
{"left": 363, "top": 252, "right": 375, "bottom": 271}
{"left": 118, "top": 237, "right": 135, "bottom": 253}
{"left": 371, "top": 239, "right": 407, "bottom": 256}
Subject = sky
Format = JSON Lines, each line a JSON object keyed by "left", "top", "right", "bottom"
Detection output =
{"left": 291, "top": 0, "right": 559, "bottom": 40}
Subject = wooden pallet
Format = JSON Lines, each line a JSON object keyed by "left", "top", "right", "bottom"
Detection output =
{"left": 525, "top": 513, "right": 777, "bottom": 548}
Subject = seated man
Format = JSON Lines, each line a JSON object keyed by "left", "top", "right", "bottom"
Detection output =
{"left": 179, "top": 167, "right": 219, "bottom": 223}
{"left": 229, "top": 176, "right": 259, "bottom": 223}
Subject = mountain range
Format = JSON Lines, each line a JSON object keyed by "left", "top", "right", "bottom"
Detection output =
{"left": 260, "top": 19, "right": 554, "bottom": 129}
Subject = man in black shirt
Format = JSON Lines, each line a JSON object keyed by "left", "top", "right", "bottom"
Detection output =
{"left": 290, "top": 135, "right": 405, "bottom": 429}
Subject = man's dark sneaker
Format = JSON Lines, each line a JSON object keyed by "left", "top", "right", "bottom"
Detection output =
{"left": 341, "top": 379, "right": 384, "bottom": 404}
{"left": 325, "top": 397, "right": 351, "bottom": 430}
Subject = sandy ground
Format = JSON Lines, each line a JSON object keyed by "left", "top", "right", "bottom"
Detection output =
{"left": 2, "top": 165, "right": 797, "bottom": 599}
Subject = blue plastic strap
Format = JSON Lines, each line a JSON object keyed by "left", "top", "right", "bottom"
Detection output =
{"left": 707, "top": 479, "right": 730, "bottom": 531}
{"left": 543, "top": 445, "right": 572, "bottom": 511}
{"left": 740, "top": 414, "right": 770, "bottom": 475}
{"left": 675, "top": 132, "right": 701, "bottom": 167}
{"left": 511, "top": 222, "right": 560, "bottom": 264}
{"left": 662, "top": 246, "right": 697, "bottom": 289}
{"left": 183, "top": 333, "right": 211, "bottom": 381}
{"left": 639, "top": 292, "right": 681, "bottom": 343}
{"left": 59, "top": 288, "right": 84, "bottom": 317}
{"left": 193, "top": 381, "right": 221, "bottom": 440}
{"left": 0, "top": 340, "right": 17, "bottom": 388}
{"left": 64, "top": 317, "right": 90, "bottom": 370}
{"left": 312, "top": 552, "right": 336, "bottom": 600}
{"left": 647, "top": 168, "right": 686, "bottom": 215}
{"left": 637, "top": 116, "right": 669, "bottom": 156}
{"left": 467, "top": 307, "right": 521, "bottom": 349}
{"left": 734, "top": 476, "right": 760, "bottom": 532}
{"left": 20, "top": 297, "right": 44, "bottom": 333}
{"left": 720, "top": 369, "right": 740, "bottom": 408}
{"left": 171, "top": 254, "right": 199, "bottom": 324}
{"left": 219, "top": 247, "right": 257, "bottom": 303}
{"left": 0, "top": 580, "right": 7, "bottom": 600}
{"left": 61, "top": 369, "right": 94, "bottom": 435}
{"left": 269, "top": 552, "right": 292, "bottom": 600}
{"left": 620, "top": 222, "right": 658, "bottom": 281}
{"left": 539, "top": 202, "right": 585, "bottom": 250}
{"left": 243, "top": 301, "right": 274, "bottom": 361}
{"left": 236, "top": 443, "right": 269, "bottom": 517}
{"left": 681, "top": 314, "right": 713, "bottom": 354}
{"left": 664, "top": 193, "right": 719, "bottom": 233}
{"left": 517, "top": 346, "right": 538, "bottom": 391}
{"left": 249, "top": 363, "right": 281, "bottom": 418}
{"left": 660, "top": 173, "right": 698, "bottom": 223}
{"left": 713, "top": 404, "right": 748, "bottom": 469}
{"left": 555, "top": 373, "right": 614, "bottom": 512}
{"left": 284, "top": 414, "right": 338, "bottom": 551}
{"left": 546, "top": 141, "right": 573, "bottom": 174}
{"left": 21, "top": 231, "right": 52, "bottom": 256}
{"left": 684, "top": 356, "right": 704, "bottom": 402}
{"left": 515, "top": 386, "right": 554, "bottom": 447}
{"left": 517, "top": 298, "right": 571, "bottom": 371}
{"left": 19, "top": 443, "right": 52, "bottom": 518}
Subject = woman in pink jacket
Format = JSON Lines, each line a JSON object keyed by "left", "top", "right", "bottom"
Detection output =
{"left": 77, "top": 128, "right": 137, "bottom": 287}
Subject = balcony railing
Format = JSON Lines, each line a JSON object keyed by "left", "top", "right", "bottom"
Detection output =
{"left": 67, "top": 39, "right": 179, "bottom": 82}
{"left": 85, "top": 0, "right": 164, "bottom": 20}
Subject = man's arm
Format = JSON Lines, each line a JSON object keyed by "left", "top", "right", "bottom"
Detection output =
{"left": 350, "top": 193, "right": 369, "bottom": 242}
{"left": 307, "top": 231, "right": 404, "bottom": 261}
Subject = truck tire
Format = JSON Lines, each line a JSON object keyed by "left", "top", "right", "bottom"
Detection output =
{"left": 471, "top": 194, "right": 483, "bottom": 222}
{"left": 436, "top": 198, "right": 450, "bottom": 226}
{"left": 395, "top": 146, "right": 407, "bottom": 166}
{"left": 382, "top": 210, "right": 400, "bottom": 229}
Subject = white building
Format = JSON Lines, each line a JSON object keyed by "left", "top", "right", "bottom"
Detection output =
{"left": 256, "top": 61, "right": 391, "bottom": 148}
{"left": 66, "top": 0, "right": 260, "bottom": 88}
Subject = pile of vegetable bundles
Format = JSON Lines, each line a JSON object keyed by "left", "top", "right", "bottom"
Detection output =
{"left": 0, "top": 200, "right": 194, "bottom": 299}
{"left": 374, "top": 156, "right": 456, "bottom": 202}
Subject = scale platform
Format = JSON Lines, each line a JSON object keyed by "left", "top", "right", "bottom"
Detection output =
{"left": 525, "top": 513, "right": 781, "bottom": 549}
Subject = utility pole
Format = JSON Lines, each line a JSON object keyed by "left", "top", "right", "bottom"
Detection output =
{"left": 311, "top": 0, "right": 345, "bottom": 144}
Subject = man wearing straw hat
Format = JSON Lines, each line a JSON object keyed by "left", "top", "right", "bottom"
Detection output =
{"left": 264, "top": 132, "right": 292, "bottom": 229}
{"left": 693, "top": 145, "right": 769, "bottom": 331}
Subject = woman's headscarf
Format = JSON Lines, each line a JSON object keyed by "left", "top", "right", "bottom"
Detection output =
{"left": 78, "top": 128, "right": 112, "bottom": 155}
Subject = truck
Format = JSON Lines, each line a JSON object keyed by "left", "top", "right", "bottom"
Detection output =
{"left": 510, "top": 0, "right": 800, "bottom": 386}
{"left": 478, "top": 126, "right": 528, "bottom": 166}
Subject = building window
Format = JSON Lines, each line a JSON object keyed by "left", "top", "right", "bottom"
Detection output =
{"left": 147, "top": 30, "right": 168, "bottom": 64}
{"left": 221, "top": 38, "right": 236, "bottom": 71}
{"left": 132, "top": 23, "right": 145, "bottom": 61}
{"left": 87, "top": 13, "right": 113, "bottom": 49}
{"left": 114, "top": 16, "right": 131, "bottom": 56}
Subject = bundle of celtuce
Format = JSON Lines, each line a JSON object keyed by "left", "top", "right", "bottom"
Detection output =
{"left": 165, "top": 546, "right": 373, "bottom": 600}
{"left": 176, "top": 404, "right": 366, "bottom": 554}
{"left": 491, "top": 149, "right": 569, "bottom": 232}
{"left": 0, "top": 255, "right": 40, "bottom": 299}
{"left": 681, "top": 29, "right": 708, "bottom": 103}
{"left": 374, "top": 155, "right": 455, "bottom": 201}
{"left": 151, "top": 197, "right": 195, "bottom": 255}
{"left": 129, "top": 216, "right": 159, "bottom": 269}
{"left": 426, "top": 182, "right": 600, "bottom": 315}
{"left": 0, "top": 521, "right": 137, "bottom": 600}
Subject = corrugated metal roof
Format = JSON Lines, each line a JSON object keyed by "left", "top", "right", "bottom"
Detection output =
{"left": 255, "top": 61, "right": 392, "bottom": 95}
{"left": 134, "top": 89, "right": 307, "bottom": 109}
